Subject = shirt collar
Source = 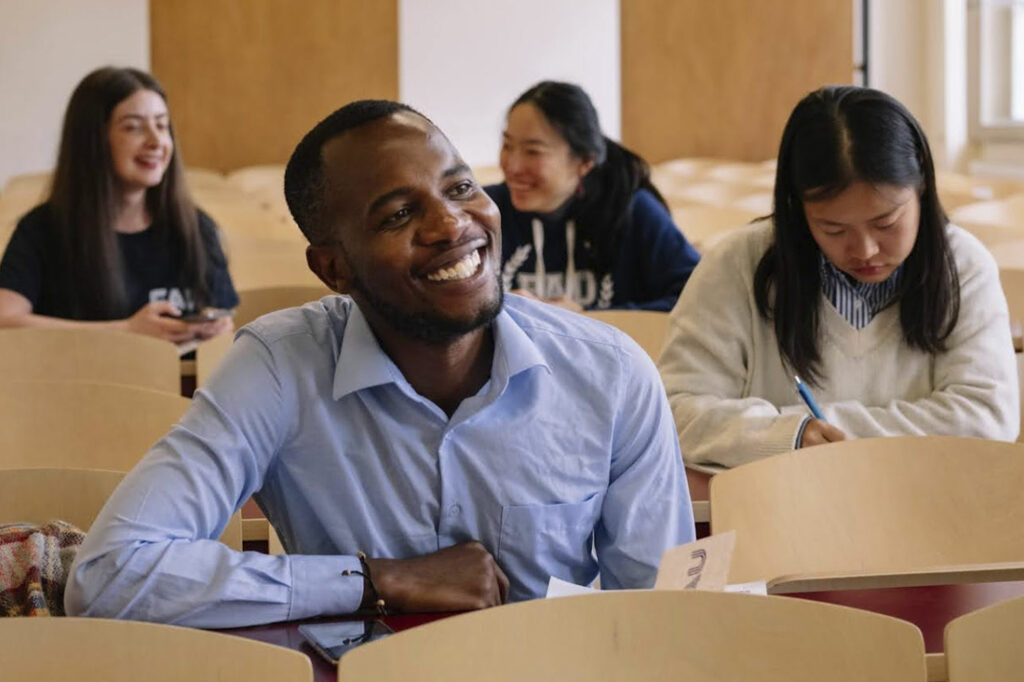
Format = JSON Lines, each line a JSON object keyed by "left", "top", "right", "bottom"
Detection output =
{"left": 332, "top": 303, "right": 550, "bottom": 401}
{"left": 819, "top": 254, "right": 902, "bottom": 301}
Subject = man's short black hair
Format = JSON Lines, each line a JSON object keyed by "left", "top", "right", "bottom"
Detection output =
{"left": 284, "top": 99, "right": 428, "bottom": 245}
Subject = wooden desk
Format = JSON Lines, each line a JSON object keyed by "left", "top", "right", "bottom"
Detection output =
{"left": 221, "top": 613, "right": 453, "bottom": 682}
{"left": 686, "top": 467, "right": 711, "bottom": 535}
{"left": 222, "top": 581, "right": 1024, "bottom": 682}
{"left": 790, "top": 581, "right": 1024, "bottom": 681}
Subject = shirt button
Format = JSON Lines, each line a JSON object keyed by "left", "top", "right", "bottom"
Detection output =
{"left": 447, "top": 504, "right": 462, "bottom": 517}
{"left": 854, "top": 300, "right": 863, "bottom": 309}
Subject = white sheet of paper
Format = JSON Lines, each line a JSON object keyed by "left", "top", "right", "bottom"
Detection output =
{"left": 545, "top": 576, "right": 598, "bottom": 599}
{"left": 724, "top": 580, "right": 768, "bottom": 595}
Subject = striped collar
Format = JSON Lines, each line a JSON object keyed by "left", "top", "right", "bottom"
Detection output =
{"left": 819, "top": 255, "right": 902, "bottom": 329}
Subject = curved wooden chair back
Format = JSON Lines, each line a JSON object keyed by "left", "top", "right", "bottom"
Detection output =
{"left": 945, "top": 593, "right": 1024, "bottom": 681}
{"left": 0, "top": 381, "right": 190, "bottom": 471}
{"left": 226, "top": 238, "right": 325, "bottom": 290}
{"left": 667, "top": 203, "right": 758, "bottom": 249}
{"left": 0, "top": 466, "right": 242, "bottom": 551}
{"left": 0, "top": 328, "right": 181, "bottom": 394}
{"left": 0, "top": 617, "right": 312, "bottom": 681}
{"left": 584, "top": 310, "right": 670, "bottom": 361}
{"left": 225, "top": 164, "right": 286, "bottom": 196}
{"left": 999, "top": 267, "right": 1024, "bottom": 323}
{"left": 998, "top": 268, "right": 1024, "bottom": 443}
{"left": 195, "top": 332, "right": 234, "bottom": 388}
{"left": 0, "top": 468, "right": 124, "bottom": 530}
{"left": 711, "top": 437, "right": 1024, "bottom": 586}
{"left": 235, "top": 285, "right": 331, "bottom": 328}
{"left": 338, "top": 591, "right": 926, "bottom": 681}
{"left": 196, "top": 286, "right": 330, "bottom": 387}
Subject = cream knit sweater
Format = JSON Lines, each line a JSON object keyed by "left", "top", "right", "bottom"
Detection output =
{"left": 658, "top": 220, "right": 1020, "bottom": 468}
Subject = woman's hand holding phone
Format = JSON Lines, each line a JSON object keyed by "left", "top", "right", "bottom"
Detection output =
{"left": 125, "top": 302, "right": 234, "bottom": 342}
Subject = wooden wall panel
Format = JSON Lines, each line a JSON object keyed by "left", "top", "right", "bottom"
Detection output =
{"left": 150, "top": 0, "right": 398, "bottom": 172}
{"left": 621, "top": 0, "right": 853, "bottom": 163}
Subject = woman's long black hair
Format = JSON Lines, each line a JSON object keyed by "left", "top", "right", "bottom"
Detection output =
{"left": 753, "top": 85, "right": 958, "bottom": 385}
{"left": 48, "top": 66, "right": 207, "bottom": 319}
{"left": 509, "top": 81, "right": 667, "bottom": 278}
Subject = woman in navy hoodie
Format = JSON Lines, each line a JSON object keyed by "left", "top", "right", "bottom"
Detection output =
{"left": 486, "top": 81, "right": 700, "bottom": 311}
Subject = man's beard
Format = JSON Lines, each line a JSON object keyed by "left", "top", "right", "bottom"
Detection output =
{"left": 348, "top": 270, "right": 504, "bottom": 345}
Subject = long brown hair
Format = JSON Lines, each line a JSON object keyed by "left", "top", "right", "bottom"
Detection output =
{"left": 753, "top": 86, "right": 958, "bottom": 385}
{"left": 48, "top": 66, "right": 208, "bottom": 319}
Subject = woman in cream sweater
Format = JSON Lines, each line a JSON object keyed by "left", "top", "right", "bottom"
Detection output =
{"left": 658, "top": 86, "right": 1019, "bottom": 469}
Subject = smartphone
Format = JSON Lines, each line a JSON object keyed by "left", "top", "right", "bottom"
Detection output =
{"left": 177, "top": 308, "right": 234, "bottom": 323}
{"left": 298, "top": 620, "right": 395, "bottom": 664}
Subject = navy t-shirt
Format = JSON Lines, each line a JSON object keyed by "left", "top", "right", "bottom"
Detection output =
{"left": 0, "top": 203, "right": 239, "bottom": 320}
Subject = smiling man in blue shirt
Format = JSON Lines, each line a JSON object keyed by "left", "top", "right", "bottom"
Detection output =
{"left": 65, "top": 100, "right": 694, "bottom": 628}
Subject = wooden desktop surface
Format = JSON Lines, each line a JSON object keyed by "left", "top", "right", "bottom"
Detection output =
{"left": 221, "top": 613, "right": 452, "bottom": 682}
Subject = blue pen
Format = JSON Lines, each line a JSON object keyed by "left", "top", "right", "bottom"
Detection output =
{"left": 794, "top": 375, "right": 826, "bottom": 420}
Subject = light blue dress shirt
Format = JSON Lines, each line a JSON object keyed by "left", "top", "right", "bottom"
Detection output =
{"left": 66, "top": 294, "right": 694, "bottom": 628}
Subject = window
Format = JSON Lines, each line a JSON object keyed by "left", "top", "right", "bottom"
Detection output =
{"left": 969, "top": 0, "right": 1024, "bottom": 139}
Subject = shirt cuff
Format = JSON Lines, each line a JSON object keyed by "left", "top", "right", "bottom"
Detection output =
{"left": 287, "top": 554, "right": 363, "bottom": 620}
{"left": 793, "top": 416, "right": 812, "bottom": 449}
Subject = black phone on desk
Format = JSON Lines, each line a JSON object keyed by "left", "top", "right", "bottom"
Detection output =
{"left": 298, "top": 620, "right": 395, "bottom": 664}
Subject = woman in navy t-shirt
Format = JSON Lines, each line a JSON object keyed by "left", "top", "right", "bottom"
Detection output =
{"left": 0, "top": 66, "right": 238, "bottom": 342}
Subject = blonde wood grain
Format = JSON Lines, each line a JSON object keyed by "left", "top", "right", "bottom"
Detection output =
{"left": 927, "top": 653, "right": 948, "bottom": 682}
{"left": 195, "top": 330, "right": 233, "bottom": 388}
{"left": 0, "top": 467, "right": 242, "bottom": 550}
{"left": 767, "top": 561, "right": 1024, "bottom": 594}
{"left": 621, "top": 0, "right": 853, "bottom": 162}
{"left": 233, "top": 285, "right": 333, "bottom": 329}
{"left": 150, "top": 0, "right": 398, "bottom": 172}
{"left": 225, "top": 238, "right": 326, "bottom": 290}
{"left": 1, "top": 617, "right": 312, "bottom": 681}
{"left": 338, "top": 590, "right": 926, "bottom": 681}
{"left": 0, "top": 328, "right": 181, "bottom": 394}
{"left": 711, "top": 437, "right": 1024, "bottom": 585}
{"left": 0, "top": 468, "right": 125, "bottom": 531}
{"left": 945, "top": 594, "right": 1024, "bottom": 681}
{"left": 584, "top": 309, "right": 670, "bottom": 361}
{"left": 195, "top": 286, "right": 330, "bottom": 387}
{"left": 0, "top": 380, "right": 190, "bottom": 471}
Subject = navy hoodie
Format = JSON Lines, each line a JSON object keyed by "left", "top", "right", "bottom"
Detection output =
{"left": 486, "top": 182, "right": 701, "bottom": 311}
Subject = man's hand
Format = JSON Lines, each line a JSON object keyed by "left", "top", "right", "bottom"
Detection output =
{"left": 366, "top": 541, "right": 509, "bottom": 612}
{"left": 799, "top": 419, "right": 847, "bottom": 448}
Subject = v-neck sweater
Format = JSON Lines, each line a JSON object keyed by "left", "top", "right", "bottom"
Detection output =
{"left": 658, "top": 220, "right": 1020, "bottom": 468}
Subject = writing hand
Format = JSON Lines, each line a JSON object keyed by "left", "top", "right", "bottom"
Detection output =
{"left": 799, "top": 419, "right": 847, "bottom": 448}
{"left": 365, "top": 541, "right": 509, "bottom": 612}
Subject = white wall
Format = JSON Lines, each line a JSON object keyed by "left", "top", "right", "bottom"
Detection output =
{"left": 0, "top": 0, "right": 149, "bottom": 188}
{"left": 867, "top": 0, "right": 975, "bottom": 171}
{"left": 868, "top": 0, "right": 931, "bottom": 132}
{"left": 398, "top": 0, "right": 621, "bottom": 169}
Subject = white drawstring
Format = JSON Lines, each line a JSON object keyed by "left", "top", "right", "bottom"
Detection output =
{"left": 531, "top": 218, "right": 545, "bottom": 298}
{"left": 564, "top": 219, "right": 576, "bottom": 302}
{"left": 530, "top": 217, "right": 577, "bottom": 302}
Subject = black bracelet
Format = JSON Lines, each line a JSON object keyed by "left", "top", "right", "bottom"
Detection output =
{"left": 342, "top": 551, "right": 387, "bottom": 616}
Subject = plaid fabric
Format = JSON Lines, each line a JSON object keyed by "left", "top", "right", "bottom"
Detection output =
{"left": 0, "top": 521, "right": 85, "bottom": 617}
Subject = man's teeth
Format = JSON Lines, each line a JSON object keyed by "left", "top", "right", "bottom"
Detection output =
{"left": 426, "top": 250, "right": 481, "bottom": 282}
